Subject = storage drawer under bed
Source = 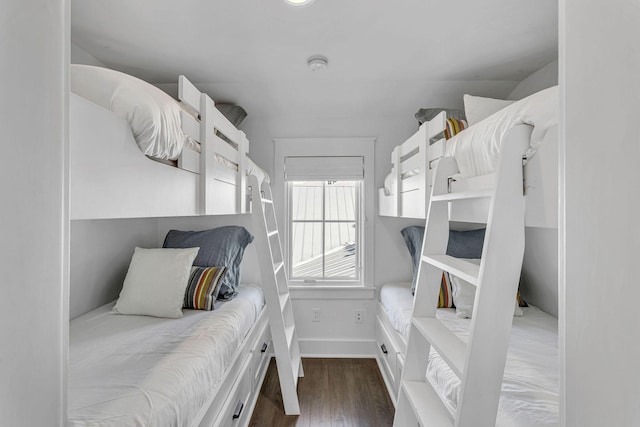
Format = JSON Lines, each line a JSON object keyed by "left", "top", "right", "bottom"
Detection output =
{"left": 376, "top": 316, "right": 399, "bottom": 387}
{"left": 214, "top": 355, "right": 252, "bottom": 426}
{"left": 250, "top": 321, "right": 272, "bottom": 390}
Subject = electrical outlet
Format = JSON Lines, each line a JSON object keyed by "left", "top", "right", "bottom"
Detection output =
{"left": 312, "top": 308, "right": 321, "bottom": 322}
{"left": 354, "top": 309, "right": 363, "bottom": 323}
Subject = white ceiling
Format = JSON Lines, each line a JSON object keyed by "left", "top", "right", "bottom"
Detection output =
{"left": 71, "top": 0, "right": 558, "bottom": 120}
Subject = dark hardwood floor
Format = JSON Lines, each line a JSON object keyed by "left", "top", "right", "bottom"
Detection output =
{"left": 250, "top": 358, "right": 395, "bottom": 427}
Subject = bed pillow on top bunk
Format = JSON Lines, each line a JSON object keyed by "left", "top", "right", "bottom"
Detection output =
{"left": 449, "top": 259, "right": 524, "bottom": 318}
{"left": 184, "top": 266, "right": 227, "bottom": 311}
{"left": 112, "top": 247, "right": 200, "bottom": 318}
{"left": 463, "top": 94, "right": 516, "bottom": 126}
{"left": 163, "top": 226, "right": 254, "bottom": 301}
{"left": 70, "top": 64, "right": 192, "bottom": 160}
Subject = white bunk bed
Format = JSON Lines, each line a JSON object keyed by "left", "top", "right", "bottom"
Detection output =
{"left": 378, "top": 86, "right": 559, "bottom": 228}
{"left": 376, "top": 87, "right": 560, "bottom": 424}
{"left": 69, "top": 65, "right": 268, "bottom": 220}
{"left": 67, "top": 66, "right": 297, "bottom": 425}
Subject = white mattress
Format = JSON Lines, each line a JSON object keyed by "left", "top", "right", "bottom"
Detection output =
{"left": 68, "top": 284, "right": 264, "bottom": 427}
{"left": 380, "top": 282, "right": 559, "bottom": 427}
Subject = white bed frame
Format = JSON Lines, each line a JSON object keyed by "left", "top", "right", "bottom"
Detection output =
{"left": 378, "top": 112, "right": 558, "bottom": 228}
{"left": 375, "top": 297, "right": 408, "bottom": 405}
{"left": 194, "top": 307, "right": 272, "bottom": 427}
{"left": 70, "top": 75, "right": 249, "bottom": 220}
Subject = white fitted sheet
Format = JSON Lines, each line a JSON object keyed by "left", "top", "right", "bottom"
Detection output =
{"left": 68, "top": 284, "right": 264, "bottom": 427}
{"left": 379, "top": 282, "right": 559, "bottom": 426}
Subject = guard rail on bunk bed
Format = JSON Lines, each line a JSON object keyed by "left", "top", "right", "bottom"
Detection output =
{"left": 70, "top": 71, "right": 254, "bottom": 220}
{"left": 378, "top": 86, "right": 559, "bottom": 228}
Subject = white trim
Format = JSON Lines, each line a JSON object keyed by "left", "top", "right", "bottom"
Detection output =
{"left": 298, "top": 338, "right": 377, "bottom": 357}
{"left": 289, "top": 286, "right": 376, "bottom": 300}
{"left": 274, "top": 138, "right": 375, "bottom": 287}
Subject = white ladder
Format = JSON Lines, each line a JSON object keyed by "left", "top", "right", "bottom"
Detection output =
{"left": 248, "top": 175, "right": 303, "bottom": 415}
{"left": 393, "top": 126, "right": 531, "bottom": 427}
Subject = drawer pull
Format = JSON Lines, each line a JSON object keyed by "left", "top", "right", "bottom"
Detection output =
{"left": 261, "top": 342, "right": 268, "bottom": 353}
{"left": 381, "top": 344, "right": 388, "bottom": 354}
{"left": 232, "top": 401, "right": 244, "bottom": 420}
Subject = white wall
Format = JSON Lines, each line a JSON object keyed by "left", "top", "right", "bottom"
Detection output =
{"left": 508, "top": 59, "right": 559, "bottom": 100}
{"left": 0, "top": 0, "right": 68, "bottom": 425}
{"left": 561, "top": 1, "right": 640, "bottom": 425}
{"left": 507, "top": 59, "right": 560, "bottom": 316}
{"left": 70, "top": 41, "right": 106, "bottom": 66}
{"left": 70, "top": 218, "right": 160, "bottom": 319}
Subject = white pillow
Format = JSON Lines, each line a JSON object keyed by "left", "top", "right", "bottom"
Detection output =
{"left": 450, "top": 259, "right": 523, "bottom": 319}
{"left": 463, "top": 94, "right": 516, "bottom": 126}
{"left": 112, "top": 247, "right": 200, "bottom": 318}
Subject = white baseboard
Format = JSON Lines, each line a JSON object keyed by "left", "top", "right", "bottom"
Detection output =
{"left": 298, "top": 338, "right": 377, "bottom": 358}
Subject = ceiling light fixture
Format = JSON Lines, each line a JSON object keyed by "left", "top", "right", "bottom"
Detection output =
{"left": 284, "top": 0, "right": 315, "bottom": 6}
{"left": 307, "top": 55, "right": 328, "bottom": 71}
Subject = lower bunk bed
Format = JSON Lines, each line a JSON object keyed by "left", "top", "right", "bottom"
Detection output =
{"left": 68, "top": 284, "right": 271, "bottom": 427}
{"left": 376, "top": 282, "right": 558, "bottom": 427}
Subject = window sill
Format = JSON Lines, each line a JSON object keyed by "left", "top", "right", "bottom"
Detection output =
{"left": 289, "top": 285, "right": 376, "bottom": 300}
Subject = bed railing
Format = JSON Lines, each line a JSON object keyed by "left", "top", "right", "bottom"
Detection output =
{"left": 177, "top": 75, "right": 248, "bottom": 215}
{"left": 382, "top": 111, "right": 447, "bottom": 218}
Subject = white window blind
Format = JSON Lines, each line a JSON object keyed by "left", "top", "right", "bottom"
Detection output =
{"left": 285, "top": 156, "right": 364, "bottom": 181}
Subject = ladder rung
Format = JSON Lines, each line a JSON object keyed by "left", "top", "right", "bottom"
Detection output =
{"left": 422, "top": 254, "right": 480, "bottom": 286}
{"left": 261, "top": 198, "right": 273, "bottom": 204}
{"left": 402, "top": 381, "right": 453, "bottom": 426}
{"left": 285, "top": 324, "right": 295, "bottom": 350}
{"left": 280, "top": 292, "right": 290, "bottom": 309}
{"left": 431, "top": 189, "right": 493, "bottom": 202}
{"left": 274, "top": 261, "right": 284, "bottom": 274}
{"left": 412, "top": 317, "right": 466, "bottom": 378}
{"left": 268, "top": 229, "right": 279, "bottom": 237}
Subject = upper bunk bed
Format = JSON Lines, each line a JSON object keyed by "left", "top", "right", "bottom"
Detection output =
{"left": 69, "top": 65, "right": 269, "bottom": 220}
{"left": 378, "top": 86, "right": 559, "bottom": 228}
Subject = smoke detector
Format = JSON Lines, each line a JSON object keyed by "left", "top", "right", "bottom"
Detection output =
{"left": 285, "top": 0, "right": 315, "bottom": 6}
{"left": 307, "top": 55, "right": 328, "bottom": 71}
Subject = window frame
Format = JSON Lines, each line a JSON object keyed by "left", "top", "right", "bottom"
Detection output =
{"left": 287, "top": 179, "right": 363, "bottom": 282}
{"left": 273, "top": 138, "right": 375, "bottom": 287}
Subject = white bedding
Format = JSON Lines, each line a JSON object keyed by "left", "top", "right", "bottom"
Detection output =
{"left": 382, "top": 86, "right": 558, "bottom": 194}
{"left": 380, "top": 282, "right": 559, "bottom": 427}
{"left": 71, "top": 64, "right": 193, "bottom": 161}
{"left": 68, "top": 284, "right": 264, "bottom": 427}
{"left": 446, "top": 86, "right": 559, "bottom": 179}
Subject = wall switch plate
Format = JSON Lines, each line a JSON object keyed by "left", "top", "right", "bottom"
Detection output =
{"left": 354, "top": 309, "right": 363, "bottom": 323}
{"left": 312, "top": 308, "right": 321, "bottom": 322}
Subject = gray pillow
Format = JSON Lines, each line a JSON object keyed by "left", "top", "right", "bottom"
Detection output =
{"left": 163, "top": 226, "right": 254, "bottom": 300}
{"left": 414, "top": 108, "right": 466, "bottom": 126}
{"left": 401, "top": 226, "right": 485, "bottom": 293}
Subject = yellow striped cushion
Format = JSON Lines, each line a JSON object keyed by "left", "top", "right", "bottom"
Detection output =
{"left": 444, "top": 118, "right": 468, "bottom": 139}
{"left": 184, "top": 266, "right": 227, "bottom": 311}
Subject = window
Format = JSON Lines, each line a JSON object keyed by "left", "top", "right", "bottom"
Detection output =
{"left": 289, "top": 180, "right": 361, "bottom": 281}
{"left": 274, "top": 138, "right": 375, "bottom": 287}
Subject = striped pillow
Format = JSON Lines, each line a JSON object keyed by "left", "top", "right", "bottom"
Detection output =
{"left": 184, "top": 266, "right": 227, "bottom": 311}
{"left": 444, "top": 118, "right": 468, "bottom": 139}
{"left": 438, "top": 272, "right": 454, "bottom": 308}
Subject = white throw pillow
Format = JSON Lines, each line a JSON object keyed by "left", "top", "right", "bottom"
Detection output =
{"left": 450, "top": 259, "right": 523, "bottom": 319}
{"left": 112, "top": 247, "right": 200, "bottom": 318}
{"left": 463, "top": 94, "right": 516, "bottom": 126}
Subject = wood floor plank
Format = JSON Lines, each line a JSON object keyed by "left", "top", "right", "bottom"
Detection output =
{"left": 250, "top": 358, "right": 394, "bottom": 427}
